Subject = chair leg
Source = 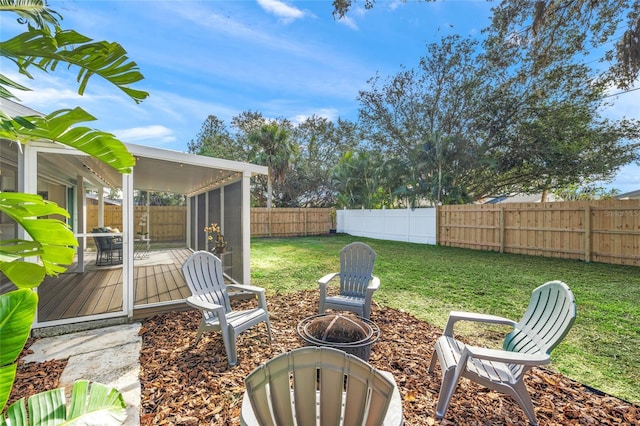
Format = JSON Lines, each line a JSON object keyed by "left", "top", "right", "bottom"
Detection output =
{"left": 435, "top": 362, "right": 463, "bottom": 419}
{"left": 362, "top": 304, "right": 371, "bottom": 320}
{"left": 193, "top": 322, "right": 206, "bottom": 344}
{"left": 428, "top": 349, "right": 439, "bottom": 373}
{"left": 223, "top": 326, "right": 237, "bottom": 366}
{"left": 265, "top": 319, "right": 274, "bottom": 342}
{"left": 507, "top": 380, "right": 538, "bottom": 426}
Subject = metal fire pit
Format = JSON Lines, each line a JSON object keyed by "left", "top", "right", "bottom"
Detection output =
{"left": 297, "top": 313, "right": 380, "bottom": 361}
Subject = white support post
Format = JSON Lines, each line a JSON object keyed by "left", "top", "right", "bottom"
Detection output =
{"left": 220, "top": 185, "right": 225, "bottom": 231}
{"left": 186, "top": 196, "right": 191, "bottom": 248}
{"left": 123, "top": 172, "right": 135, "bottom": 318}
{"left": 76, "top": 175, "right": 86, "bottom": 272}
{"left": 242, "top": 170, "right": 251, "bottom": 284}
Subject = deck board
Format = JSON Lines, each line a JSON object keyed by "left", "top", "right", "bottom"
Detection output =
{"left": 37, "top": 248, "right": 193, "bottom": 323}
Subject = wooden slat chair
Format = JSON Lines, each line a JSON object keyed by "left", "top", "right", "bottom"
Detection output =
{"left": 318, "top": 242, "right": 380, "bottom": 320}
{"left": 241, "top": 346, "right": 404, "bottom": 426}
{"left": 428, "top": 280, "right": 577, "bottom": 425}
{"left": 181, "top": 251, "right": 273, "bottom": 366}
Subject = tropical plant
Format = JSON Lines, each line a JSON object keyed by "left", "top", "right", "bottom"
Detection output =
{"left": 0, "top": 0, "right": 147, "bottom": 422}
{"left": 248, "top": 121, "right": 298, "bottom": 208}
{"left": 332, "top": 150, "right": 384, "bottom": 209}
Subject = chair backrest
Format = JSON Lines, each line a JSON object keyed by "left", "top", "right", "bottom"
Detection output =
{"left": 181, "top": 251, "right": 232, "bottom": 318}
{"left": 91, "top": 228, "right": 108, "bottom": 250}
{"left": 504, "top": 280, "right": 577, "bottom": 356}
{"left": 92, "top": 227, "right": 118, "bottom": 248}
{"left": 244, "top": 346, "right": 395, "bottom": 426}
{"left": 339, "top": 242, "right": 377, "bottom": 297}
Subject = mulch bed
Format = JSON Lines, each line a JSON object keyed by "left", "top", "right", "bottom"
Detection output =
{"left": 10, "top": 290, "right": 640, "bottom": 425}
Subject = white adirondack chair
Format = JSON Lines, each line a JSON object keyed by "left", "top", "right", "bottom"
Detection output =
{"left": 318, "top": 242, "right": 380, "bottom": 319}
{"left": 428, "top": 280, "right": 577, "bottom": 425}
{"left": 240, "top": 346, "right": 404, "bottom": 426}
{"left": 181, "top": 251, "right": 273, "bottom": 366}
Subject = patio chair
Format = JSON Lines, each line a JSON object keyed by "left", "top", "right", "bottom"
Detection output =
{"left": 92, "top": 227, "right": 123, "bottom": 266}
{"left": 318, "top": 242, "right": 380, "bottom": 319}
{"left": 240, "top": 346, "right": 404, "bottom": 426}
{"left": 428, "top": 280, "right": 577, "bottom": 425}
{"left": 181, "top": 250, "right": 273, "bottom": 366}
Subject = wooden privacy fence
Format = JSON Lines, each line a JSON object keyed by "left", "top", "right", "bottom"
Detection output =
{"left": 87, "top": 206, "right": 334, "bottom": 241}
{"left": 438, "top": 200, "right": 640, "bottom": 266}
{"left": 87, "top": 202, "right": 640, "bottom": 266}
{"left": 251, "top": 208, "right": 334, "bottom": 237}
{"left": 86, "top": 206, "right": 186, "bottom": 242}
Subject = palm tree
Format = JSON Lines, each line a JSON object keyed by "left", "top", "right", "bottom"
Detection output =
{"left": 331, "top": 150, "right": 383, "bottom": 209}
{"left": 249, "top": 122, "right": 298, "bottom": 208}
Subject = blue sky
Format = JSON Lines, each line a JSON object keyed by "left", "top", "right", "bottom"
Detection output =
{"left": 2, "top": 0, "right": 639, "bottom": 193}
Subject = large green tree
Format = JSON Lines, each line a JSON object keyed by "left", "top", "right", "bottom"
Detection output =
{"left": 477, "top": 12, "right": 640, "bottom": 199}
{"left": 0, "top": 0, "right": 147, "bottom": 421}
{"left": 284, "top": 116, "right": 360, "bottom": 207}
{"left": 187, "top": 114, "right": 244, "bottom": 161}
{"left": 358, "top": 35, "right": 484, "bottom": 160}
{"left": 355, "top": 35, "right": 486, "bottom": 204}
{"left": 350, "top": 6, "right": 639, "bottom": 203}
{"left": 333, "top": 0, "right": 640, "bottom": 89}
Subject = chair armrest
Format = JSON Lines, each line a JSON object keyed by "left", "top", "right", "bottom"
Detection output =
{"left": 226, "top": 285, "right": 269, "bottom": 312}
{"left": 465, "top": 345, "right": 550, "bottom": 366}
{"left": 186, "top": 295, "right": 225, "bottom": 314}
{"left": 443, "top": 311, "right": 516, "bottom": 336}
{"left": 367, "top": 275, "right": 380, "bottom": 292}
{"left": 317, "top": 272, "right": 339, "bottom": 286}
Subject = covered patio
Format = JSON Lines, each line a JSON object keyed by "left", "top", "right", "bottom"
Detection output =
{"left": 0, "top": 100, "right": 267, "bottom": 330}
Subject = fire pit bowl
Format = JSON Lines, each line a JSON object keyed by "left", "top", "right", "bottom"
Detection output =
{"left": 297, "top": 313, "right": 380, "bottom": 361}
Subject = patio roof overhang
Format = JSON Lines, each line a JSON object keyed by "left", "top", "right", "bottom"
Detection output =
{"left": 27, "top": 142, "right": 267, "bottom": 197}
{"left": 1, "top": 98, "right": 268, "bottom": 195}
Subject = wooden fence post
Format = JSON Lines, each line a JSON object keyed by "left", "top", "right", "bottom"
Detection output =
{"left": 584, "top": 206, "right": 591, "bottom": 262}
{"left": 499, "top": 206, "right": 505, "bottom": 253}
{"left": 435, "top": 205, "right": 440, "bottom": 245}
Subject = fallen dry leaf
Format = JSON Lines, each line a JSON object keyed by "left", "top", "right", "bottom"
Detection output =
{"left": 11, "top": 290, "right": 640, "bottom": 425}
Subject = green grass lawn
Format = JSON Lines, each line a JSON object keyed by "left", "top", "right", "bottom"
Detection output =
{"left": 250, "top": 234, "right": 640, "bottom": 404}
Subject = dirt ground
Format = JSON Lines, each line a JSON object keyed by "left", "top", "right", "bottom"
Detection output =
{"left": 10, "top": 290, "right": 639, "bottom": 425}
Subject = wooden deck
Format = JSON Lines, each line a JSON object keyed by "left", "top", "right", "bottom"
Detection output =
{"left": 37, "top": 248, "right": 193, "bottom": 323}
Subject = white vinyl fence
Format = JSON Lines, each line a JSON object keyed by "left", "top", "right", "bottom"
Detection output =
{"left": 337, "top": 207, "right": 437, "bottom": 245}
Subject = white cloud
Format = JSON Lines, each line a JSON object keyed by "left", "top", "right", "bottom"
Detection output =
{"left": 4, "top": 71, "right": 87, "bottom": 107}
{"left": 602, "top": 86, "right": 640, "bottom": 121}
{"left": 388, "top": 0, "right": 405, "bottom": 12}
{"left": 113, "top": 125, "right": 175, "bottom": 144}
{"left": 291, "top": 108, "right": 340, "bottom": 124}
{"left": 338, "top": 16, "right": 359, "bottom": 30}
{"left": 257, "top": 0, "right": 305, "bottom": 23}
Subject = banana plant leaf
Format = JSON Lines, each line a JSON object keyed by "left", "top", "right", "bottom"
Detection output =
{"left": 1, "top": 380, "right": 126, "bottom": 426}
{"left": 0, "top": 192, "right": 77, "bottom": 284}
{"left": 0, "top": 290, "right": 38, "bottom": 410}
{"left": 0, "top": 109, "right": 135, "bottom": 174}
{"left": 1, "top": 26, "right": 148, "bottom": 104}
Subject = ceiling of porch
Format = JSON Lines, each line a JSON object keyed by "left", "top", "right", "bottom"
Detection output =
{"left": 3, "top": 141, "right": 266, "bottom": 197}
